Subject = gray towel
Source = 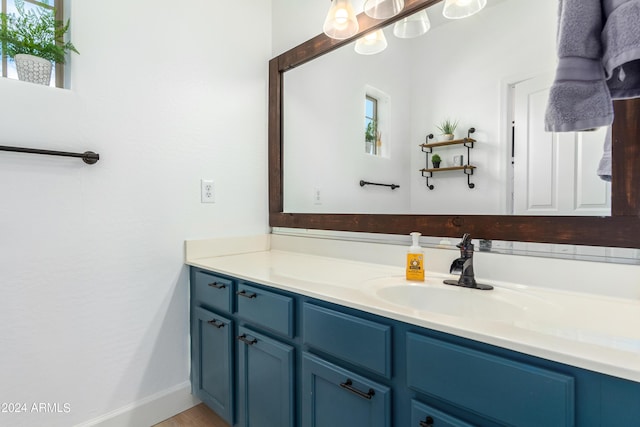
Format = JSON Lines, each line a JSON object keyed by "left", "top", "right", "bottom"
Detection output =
{"left": 602, "top": 0, "right": 640, "bottom": 99}
{"left": 597, "top": 126, "right": 612, "bottom": 182}
{"left": 545, "top": 0, "right": 614, "bottom": 132}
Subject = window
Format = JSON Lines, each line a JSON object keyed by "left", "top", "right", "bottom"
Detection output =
{"left": 1, "top": 0, "right": 66, "bottom": 87}
{"left": 364, "top": 85, "right": 390, "bottom": 158}
{"left": 365, "top": 95, "right": 379, "bottom": 155}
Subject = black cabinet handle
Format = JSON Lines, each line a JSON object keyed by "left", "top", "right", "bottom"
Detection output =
{"left": 208, "top": 281, "right": 226, "bottom": 289}
{"left": 238, "top": 334, "right": 257, "bottom": 345}
{"left": 339, "top": 379, "right": 375, "bottom": 400}
{"left": 207, "top": 319, "right": 225, "bottom": 329}
{"left": 419, "top": 416, "right": 434, "bottom": 427}
{"left": 236, "top": 290, "right": 257, "bottom": 299}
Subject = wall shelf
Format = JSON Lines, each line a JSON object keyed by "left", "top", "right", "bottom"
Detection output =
{"left": 420, "top": 127, "right": 477, "bottom": 190}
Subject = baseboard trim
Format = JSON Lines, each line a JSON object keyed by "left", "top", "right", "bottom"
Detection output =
{"left": 74, "top": 381, "right": 199, "bottom": 427}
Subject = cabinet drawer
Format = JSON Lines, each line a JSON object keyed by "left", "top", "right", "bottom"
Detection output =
{"left": 302, "top": 352, "right": 391, "bottom": 427}
{"left": 411, "top": 400, "right": 474, "bottom": 427}
{"left": 406, "top": 333, "right": 575, "bottom": 427}
{"left": 236, "top": 283, "right": 294, "bottom": 338}
{"left": 193, "top": 270, "right": 234, "bottom": 313}
{"left": 303, "top": 303, "right": 391, "bottom": 378}
{"left": 192, "top": 270, "right": 233, "bottom": 313}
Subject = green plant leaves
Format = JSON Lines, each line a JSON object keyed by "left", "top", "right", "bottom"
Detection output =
{"left": 0, "top": 0, "right": 78, "bottom": 64}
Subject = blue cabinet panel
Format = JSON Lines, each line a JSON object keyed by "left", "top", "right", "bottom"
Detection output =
{"left": 191, "top": 307, "right": 234, "bottom": 425}
{"left": 237, "top": 326, "right": 294, "bottom": 427}
{"left": 411, "top": 399, "right": 475, "bottom": 427}
{"left": 303, "top": 303, "right": 392, "bottom": 378}
{"left": 193, "top": 270, "right": 234, "bottom": 313}
{"left": 406, "top": 333, "right": 575, "bottom": 427}
{"left": 236, "top": 283, "right": 294, "bottom": 338}
{"left": 302, "top": 352, "right": 391, "bottom": 427}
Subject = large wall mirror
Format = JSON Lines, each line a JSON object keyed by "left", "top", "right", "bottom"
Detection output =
{"left": 269, "top": 0, "right": 640, "bottom": 248}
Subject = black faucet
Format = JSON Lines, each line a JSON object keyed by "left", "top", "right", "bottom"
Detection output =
{"left": 443, "top": 234, "right": 493, "bottom": 290}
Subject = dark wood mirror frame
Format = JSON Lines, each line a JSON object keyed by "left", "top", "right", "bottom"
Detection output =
{"left": 269, "top": 0, "right": 640, "bottom": 248}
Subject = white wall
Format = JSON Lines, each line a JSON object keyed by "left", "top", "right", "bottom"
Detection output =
{"left": 0, "top": 1, "right": 271, "bottom": 426}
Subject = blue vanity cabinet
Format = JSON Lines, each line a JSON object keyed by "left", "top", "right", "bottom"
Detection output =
{"left": 189, "top": 267, "right": 640, "bottom": 427}
{"left": 237, "top": 326, "right": 295, "bottom": 427}
{"left": 302, "top": 352, "right": 391, "bottom": 427}
{"left": 191, "top": 306, "right": 235, "bottom": 425}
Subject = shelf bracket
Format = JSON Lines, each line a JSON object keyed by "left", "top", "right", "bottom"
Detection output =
{"left": 421, "top": 170, "right": 435, "bottom": 190}
{"left": 464, "top": 167, "right": 475, "bottom": 189}
{"left": 421, "top": 134, "right": 434, "bottom": 154}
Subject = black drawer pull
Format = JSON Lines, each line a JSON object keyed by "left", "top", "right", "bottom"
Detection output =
{"left": 339, "top": 379, "right": 375, "bottom": 400}
{"left": 208, "top": 281, "right": 226, "bottom": 289}
{"left": 207, "top": 319, "right": 225, "bottom": 329}
{"left": 236, "top": 290, "right": 257, "bottom": 299}
{"left": 238, "top": 334, "right": 258, "bottom": 345}
{"left": 419, "top": 416, "right": 434, "bottom": 427}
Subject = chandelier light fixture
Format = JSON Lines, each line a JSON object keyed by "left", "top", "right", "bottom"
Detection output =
{"left": 354, "top": 29, "right": 388, "bottom": 55}
{"left": 363, "top": 0, "right": 405, "bottom": 20}
{"left": 393, "top": 9, "right": 431, "bottom": 38}
{"left": 442, "top": 0, "right": 487, "bottom": 19}
{"left": 323, "top": 0, "right": 359, "bottom": 39}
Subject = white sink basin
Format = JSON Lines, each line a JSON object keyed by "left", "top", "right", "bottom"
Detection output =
{"left": 369, "top": 276, "right": 556, "bottom": 323}
{"left": 368, "top": 276, "right": 640, "bottom": 352}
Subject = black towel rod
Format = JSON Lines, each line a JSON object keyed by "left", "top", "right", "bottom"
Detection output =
{"left": 360, "top": 180, "right": 400, "bottom": 190}
{"left": 0, "top": 145, "right": 100, "bottom": 165}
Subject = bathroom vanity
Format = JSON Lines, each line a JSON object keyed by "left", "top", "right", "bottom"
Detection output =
{"left": 186, "top": 236, "right": 640, "bottom": 427}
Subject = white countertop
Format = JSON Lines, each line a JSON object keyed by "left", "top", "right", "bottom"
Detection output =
{"left": 186, "top": 238, "right": 640, "bottom": 383}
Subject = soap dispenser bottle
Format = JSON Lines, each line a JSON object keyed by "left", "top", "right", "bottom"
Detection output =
{"left": 406, "top": 232, "right": 425, "bottom": 281}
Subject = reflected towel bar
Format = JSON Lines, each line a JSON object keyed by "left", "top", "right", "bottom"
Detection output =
{"left": 360, "top": 180, "right": 400, "bottom": 190}
{"left": 0, "top": 145, "right": 100, "bottom": 164}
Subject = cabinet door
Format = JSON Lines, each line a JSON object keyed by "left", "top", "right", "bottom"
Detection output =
{"left": 302, "top": 352, "right": 391, "bottom": 427}
{"left": 237, "top": 326, "right": 294, "bottom": 427}
{"left": 191, "top": 307, "right": 234, "bottom": 425}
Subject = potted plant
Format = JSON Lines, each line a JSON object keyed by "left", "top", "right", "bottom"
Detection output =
{"left": 431, "top": 153, "right": 442, "bottom": 168}
{"left": 0, "top": 0, "right": 79, "bottom": 85}
{"left": 365, "top": 120, "right": 377, "bottom": 142}
{"left": 436, "top": 119, "right": 458, "bottom": 141}
{"left": 365, "top": 120, "right": 377, "bottom": 154}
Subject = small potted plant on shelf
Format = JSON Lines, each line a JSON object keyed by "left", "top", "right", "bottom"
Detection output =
{"left": 0, "top": 0, "right": 79, "bottom": 85}
{"left": 436, "top": 119, "right": 458, "bottom": 141}
{"left": 431, "top": 153, "right": 442, "bottom": 168}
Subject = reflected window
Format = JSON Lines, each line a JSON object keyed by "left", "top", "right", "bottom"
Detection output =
{"left": 365, "top": 95, "right": 379, "bottom": 155}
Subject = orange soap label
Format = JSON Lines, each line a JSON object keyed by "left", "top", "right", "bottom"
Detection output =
{"left": 406, "top": 253, "right": 425, "bottom": 281}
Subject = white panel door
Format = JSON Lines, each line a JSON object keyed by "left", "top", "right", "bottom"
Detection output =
{"left": 513, "top": 75, "right": 611, "bottom": 216}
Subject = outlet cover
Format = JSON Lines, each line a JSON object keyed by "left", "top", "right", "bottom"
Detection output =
{"left": 201, "top": 179, "right": 215, "bottom": 203}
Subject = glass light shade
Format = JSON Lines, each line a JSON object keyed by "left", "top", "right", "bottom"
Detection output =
{"left": 323, "top": 0, "right": 359, "bottom": 40}
{"left": 393, "top": 10, "right": 431, "bottom": 38}
{"left": 442, "top": 0, "right": 487, "bottom": 19}
{"left": 354, "top": 29, "right": 388, "bottom": 55}
{"left": 363, "top": 0, "right": 405, "bottom": 20}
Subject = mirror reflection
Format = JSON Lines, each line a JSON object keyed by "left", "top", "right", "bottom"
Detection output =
{"left": 283, "top": 0, "right": 611, "bottom": 216}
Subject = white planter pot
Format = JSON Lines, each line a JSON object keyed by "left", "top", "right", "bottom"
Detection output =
{"left": 14, "top": 54, "right": 53, "bottom": 85}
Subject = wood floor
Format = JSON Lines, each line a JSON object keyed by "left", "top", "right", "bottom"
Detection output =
{"left": 153, "top": 403, "right": 230, "bottom": 427}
